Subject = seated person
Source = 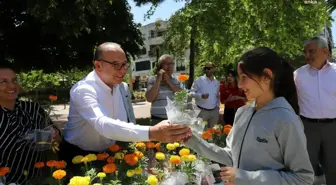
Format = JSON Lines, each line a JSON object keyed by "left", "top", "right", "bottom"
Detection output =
{"left": 0, "top": 62, "right": 61, "bottom": 184}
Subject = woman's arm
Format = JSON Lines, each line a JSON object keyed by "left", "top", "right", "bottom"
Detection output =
{"left": 184, "top": 133, "right": 233, "bottom": 166}
{"left": 234, "top": 117, "right": 314, "bottom": 185}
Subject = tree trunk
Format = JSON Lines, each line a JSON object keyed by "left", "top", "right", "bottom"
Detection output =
{"left": 187, "top": 20, "right": 196, "bottom": 89}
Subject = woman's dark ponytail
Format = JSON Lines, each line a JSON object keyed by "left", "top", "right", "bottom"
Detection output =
{"left": 274, "top": 58, "right": 299, "bottom": 114}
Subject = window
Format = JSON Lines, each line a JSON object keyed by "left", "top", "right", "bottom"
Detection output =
{"left": 157, "top": 30, "right": 166, "bottom": 37}
{"left": 150, "top": 30, "right": 155, "bottom": 38}
{"left": 135, "top": 60, "right": 151, "bottom": 71}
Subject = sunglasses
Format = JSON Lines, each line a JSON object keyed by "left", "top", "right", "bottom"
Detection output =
{"left": 204, "top": 67, "right": 213, "bottom": 70}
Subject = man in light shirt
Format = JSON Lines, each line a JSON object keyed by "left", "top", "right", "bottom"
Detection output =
{"left": 190, "top": 62, "right": 220, "bottom": 128}
{"left": 294, "top": 36, "right": 336, "bottom": 185}
{"left": 146, "top": 55, "right": 181, "bottom": 125}
{"left": 60, "top": 42, "right": 189, "bottom": 169}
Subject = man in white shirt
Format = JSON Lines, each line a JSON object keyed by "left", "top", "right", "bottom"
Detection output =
{"left": 60, "top": 42, "right": 189, "bottom": 170}
{"left": 190, "top": 62, "right": 220, "bottom": 128}
{"left": 294, "top": 36, "right": 336, "bottom": 185}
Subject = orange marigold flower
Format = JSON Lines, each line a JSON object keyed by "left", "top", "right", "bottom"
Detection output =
{"left": 97, "top": 153, "right": 109, "bottom": 160}
{"left": 124, "top": 154, "right": 139, "bottom": 166}
{"left": 34, "top": 162, "right": 45, "bottom": 168}
{"left": 103, "top": 163, "right": 117, "bottom": 174}
{"left": 154, "top": 143, "right": 161, "bottom": 151}
{"left": 0, "top": 167, "right": 10, "bottom": 176}
{"left": 215, "top": 129, "right": 222, "bottom": 135}
{"left": 52, "top": 169, "right": 66, "bottom": 180}
{"left": 109, "top": 144, "right": 120, "bottom": 152}
{"left": 54, "top": 160, "right": 66, "bottom": 169}
{"left": 107, "top": 156, "right": 115, "bottom": 163}
{"left": 134, "top": 151, "right": 144, "bottom": 159}
{"left": 207, "top": 128, "right": 216, "bottom": 133}
{"left": 224, "top": 124, "right": 232, "bottom": 129}
{"left": 169, "top": 155, "right": 181, "bottom": 165}
{"left": 48, "top": 95, "right": 58, "bottom": 101}
{"left": 177, "top": 74, "right": 189, "bottom": 82}
{"left": 224, "top": 127, "right": 231, "bottom": 135}
{"left": 146, "top": 142, "right": 155, "bottom": 149}
{"left": 135, "top": 142, "right": 146, "bottom": 150}
{"left": 46, "top": 160, "right": 57, "bottom": 167}
{"left": 201, "top": 131, "right": 213, "bottom": 140}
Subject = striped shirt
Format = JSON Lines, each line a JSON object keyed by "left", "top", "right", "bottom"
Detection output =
{"left": 0, "top": 100, "right": 51, "bottom": 184}
{"left": 147, "top": 75, "right": 181, "bottom": 119}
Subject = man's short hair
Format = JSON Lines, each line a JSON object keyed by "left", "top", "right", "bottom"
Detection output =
{"left": 203, "top": 62, "right": 215, "bottom": 68}
{"left": 93, "top": 42, "right": 121, "bottom": 61}
{"left": 157, "top": 54, "right": 173, "bottom": 71}
{"left": 304, "top": 36, "right": 328, "bottom": 49}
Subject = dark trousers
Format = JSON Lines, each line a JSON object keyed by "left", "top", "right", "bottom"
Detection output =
{"left": 223, "top": 108, "right": 238, "bottom": 125}
{"left": 302, "top": 119, "right": 336, "bottom": 185}
{"left": 58, "top": 140, "right": 98, "bottom": 176}
{"left": 150, "top": 115, "right": 165, "bottom": 126}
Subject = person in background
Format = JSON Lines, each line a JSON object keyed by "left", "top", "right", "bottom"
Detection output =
{"left": 0, "top": 62, "right": 61, "bottom": 184}
{"left": 145, "top": 55, "right": 181, "bottom": 125}
{"left": 294, "top": 36, "right": 336, "bottom": 185}
{"left": 220, "top": 71, "right": 246, "bottom": 125}
{"left": 61, "top": 43, "right": 189, "bottom": 172}
{"left": 183, "top": 47, "right": 314, "bottom": 185}
{"left": 190, "top": 62, "right": 220, "bottom": 128}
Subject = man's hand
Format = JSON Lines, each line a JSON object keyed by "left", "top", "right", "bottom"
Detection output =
{"left": 52, "top": 128, "right": 62, "bottom": 143}
{"left": 181, "top": 128, "right": 193, "bottom": 143}
{"left": 201, "top": 93, "right": 209, "bottom": 99}
{"left": 149, "top": 120, "right": 190, "bottom": 143}
{"left": 220, "top": 167, "right": 236, "bottom": 185}
{"left": 157, "top": 69, "right": 166, "bottom": 82}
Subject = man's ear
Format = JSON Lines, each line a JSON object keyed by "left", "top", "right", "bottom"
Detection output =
{"left": 94, "top": 61, "right": 102, "bottom": 71}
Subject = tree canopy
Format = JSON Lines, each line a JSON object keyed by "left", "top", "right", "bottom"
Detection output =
{"left": 155, "top": 0, "right": 331, "bottom": 76}
{"left": 1, "top": 0, "right": 143, "bottom": 72}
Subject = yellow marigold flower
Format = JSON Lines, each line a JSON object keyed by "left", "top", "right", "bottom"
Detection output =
{"left": 147, "top": 175, "right": 158, "bottom": 185}
{"left": 135, "top": 142, "right": 146, "bottom": 150}
{"left": 188, "top": 154, "right": 197, "bottom": 162}
{"left": 181, "top": 155, "right": 190, "bottom": 162}
{"left": 166, "top": 143, "right": 176, "bottom": 151}
{"left": 155, "top": 152, "right": 166, "bottom": 160}
{"left": 126, "top": 170, "right": 135, "bottom": 177}
{"left": 81, "top": 157, "right": 89, "bottom": 163}
{"left": 23, "top": 170, "right": 28, "bottom": 176}
{"left": 173, "top": 142, "right": 180, "bottom": 148}
{"left": 97, "top": 172, "right": 106, "bottom": 179}
{"left": 85, "top": 154, "right": 97, "bottom": 162}
{"left": 204, "top": 121, "right": 208, "bottom": 125}
{"left": 72, "top": 155, "right": 84, "bottom": 164}
{"left": 134, "top": 167, "right": 143, "bottom": 175}
{"left": 69, "top": 176, "right": 91, "bottom": 185}
{"left": 52, "top": 169, "right": 66, "bottom": 180}
{"left": 114, "top": 152, "right": 124, "bottom": 160}
{"left": 179, "top": 148, "right": 190, "bottom": 157}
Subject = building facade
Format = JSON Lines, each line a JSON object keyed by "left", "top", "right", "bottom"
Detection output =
{"left": 132, "top": 19, "right": 189, "bottom": 89}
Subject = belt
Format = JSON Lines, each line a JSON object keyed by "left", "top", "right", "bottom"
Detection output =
{"left": 197, "top": 105, "right": 217, "bottom": 111}
{"left": 300, "top": 116, "right": 336, "bottom": 123}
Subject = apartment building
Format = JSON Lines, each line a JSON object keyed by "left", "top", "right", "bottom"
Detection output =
{"left": 132, "top": 19, "right": 189, "bottom": 89}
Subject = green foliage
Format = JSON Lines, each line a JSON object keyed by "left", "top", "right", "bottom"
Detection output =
{"left": 163, "top": 0, "right": 331, "bottom": 75}
{"left": 1, "top": 0, "right": 143, "bottom": 72}
{"left": 18, "top": 70, "right": 62, "bottom": 91}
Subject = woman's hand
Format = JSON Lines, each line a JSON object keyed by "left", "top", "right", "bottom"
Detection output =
{"left": 220, "top": 167, "right": 236, "bottom": 185}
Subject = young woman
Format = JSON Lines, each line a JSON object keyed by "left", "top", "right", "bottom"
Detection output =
{"left": 220, "top": 71, "right": 246, "bottom": 125}
{"left": 0, "top": 62, "right": 61, "bottom": 184}
{"left": 184, "top": 47, "right": 314, "bottom": 185}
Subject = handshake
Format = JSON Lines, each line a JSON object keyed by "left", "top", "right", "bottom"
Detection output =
{"left": 148, "top": 120, "right": 192, "bottom": 143}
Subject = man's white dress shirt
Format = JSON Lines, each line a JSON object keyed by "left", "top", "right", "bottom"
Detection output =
{"left": 294, "top": 62, "right": 336, "bottom": 119}
{"left": 190, "top": 75, "right": 220, "bottom": 109}
{"left": 64, "top": 71, "right": 150, "bottom": 151}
